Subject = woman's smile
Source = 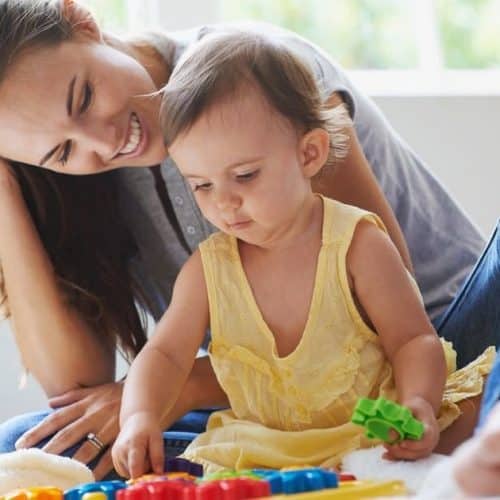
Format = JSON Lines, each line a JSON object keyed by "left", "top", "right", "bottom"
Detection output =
{"left": 114, "top": 112, "right": 148, "bottom": 159}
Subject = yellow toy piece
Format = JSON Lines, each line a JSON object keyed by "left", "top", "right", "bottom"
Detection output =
{"left": 81, "top": 493, "right": 106, "bottom": 500}
{"left": 256, "top": 479, "right": 406, "bottom": 499}
{"left": 1, "top": 488, "right": 63, "bottom": 500}
{"left": 126, "top": 471, "right": 196, "bottom": 485}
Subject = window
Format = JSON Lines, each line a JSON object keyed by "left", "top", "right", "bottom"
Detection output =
{"left": 81, "top": 0, "right": 500, "bottom": 94}
{"left": 219, "top": 0, "right": 500, "bottom": 70}
{"left": 81, "top": 0, "right": 162, "bottom": 32}
{"left": 438, "top": 0, "right": 500, "bottom": 69}
{"left": 219, "top": 0, "right": 500, "bottom": 94}
{"left": 81, "top": 0, "right": 128, "bottom": 32}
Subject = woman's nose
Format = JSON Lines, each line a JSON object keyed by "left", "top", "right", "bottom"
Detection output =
{"left": 72, "top": 120, "right": 120, "bottom": 161}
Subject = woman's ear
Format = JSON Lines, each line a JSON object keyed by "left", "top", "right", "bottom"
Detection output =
{"left": 61, "top": 0, "right": 102, "bottom": 42}
{"left": 299, "top": 128, "right": 330, "bottom": 178}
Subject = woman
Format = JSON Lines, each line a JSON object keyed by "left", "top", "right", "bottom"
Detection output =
{"left": 0, "top": 0, "right": 497, "bottom": 480}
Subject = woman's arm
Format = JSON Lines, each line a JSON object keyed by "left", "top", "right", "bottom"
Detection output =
{"left": 0, "top": 162, "right": 114, "bottom": 397}
{"left": 312, "top": 93, "right": 414, "bottom": 274}
{"left": 181, "top": 356, "right": 228, "bottom": 411}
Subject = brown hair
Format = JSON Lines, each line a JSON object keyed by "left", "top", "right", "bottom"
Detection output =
{"left": 161, "top": 31, "right": 351, "bottom": 166}
{"left": 0, "top": 0, "right": 147, "bottom": 361}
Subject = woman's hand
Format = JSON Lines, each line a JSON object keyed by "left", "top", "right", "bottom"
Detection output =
{"left": 382, "top": 397, "right": 440, "bottom": 461}
{"left": 12, "top": 357, "right": 226, "bottom": 480}
{"left": 15, "top": 381, "right": 123, "bottom": 480}
{"left": 112, "top": 411, "right": 164, "bottom": 479}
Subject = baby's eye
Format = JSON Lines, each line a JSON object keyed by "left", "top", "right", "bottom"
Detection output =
{"left": 193, "top": 182, "right": 212, "bottom": 192}
{"left": 236, "top": 170, "right": 260, "bottom": 181}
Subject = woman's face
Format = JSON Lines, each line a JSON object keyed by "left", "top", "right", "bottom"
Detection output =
{"left": 0, "top": 37, "right": 166, "bottom": 174}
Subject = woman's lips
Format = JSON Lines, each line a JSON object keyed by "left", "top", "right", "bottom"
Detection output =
{"left": 114, "top": 112, "right": 148, "bottom": 160}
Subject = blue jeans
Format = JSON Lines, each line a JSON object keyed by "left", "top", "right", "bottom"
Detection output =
{"left": 0, "top": 409, "right": 212, "bottom": 480}
{"left": 478, "top": 352, "right": 500, "bottom": 428}
{"left": 434, "top": 220, "right": 499, "bottom": 427}
{"left": 434, "top": 220, "right": 500, "bottom": 369}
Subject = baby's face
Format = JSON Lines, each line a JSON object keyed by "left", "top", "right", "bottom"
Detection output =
{"left": 169, "top": 88, "right": 314, "bottom": 247}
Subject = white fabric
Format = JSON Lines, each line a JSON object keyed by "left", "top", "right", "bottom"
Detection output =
{"left": 341, "top": 445, "right": 447, "bottom": 495}
{"left": 0, "top": 449, "right": 94, "bottom": 494}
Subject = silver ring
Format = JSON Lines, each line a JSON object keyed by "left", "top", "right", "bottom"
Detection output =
{"left": 86, "top": 432, "right": 105, "bottom": 451}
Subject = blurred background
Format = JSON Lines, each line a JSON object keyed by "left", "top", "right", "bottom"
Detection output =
{"left": 1, "top": 0, "right": 499, "bottom": 420}
{"left": 89, "top": 0, "right": 500, "bottom": 71}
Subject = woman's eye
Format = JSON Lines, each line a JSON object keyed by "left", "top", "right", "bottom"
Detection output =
{"left": 80, "top": 82, "right": 93, "bottom": 113}
{"left": 236, "top": 170, "right": 259, "bottom": 181}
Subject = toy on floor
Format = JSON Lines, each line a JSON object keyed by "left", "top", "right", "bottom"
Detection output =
{"left": 0, "top": 458, "right": 407, "bottom": 500}
{"left": 0, "top": 449, "right": 94, "bottom": 495}
{"left": 351, "top": 397, "right": 424, "bottom": 442}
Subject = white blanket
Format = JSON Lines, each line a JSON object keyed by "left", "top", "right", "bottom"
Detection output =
{"left": 0, "top": 449, "right": 94, "bottom": 494}
{"left": 341, "top": 445, "right": 448, "bottom": 495}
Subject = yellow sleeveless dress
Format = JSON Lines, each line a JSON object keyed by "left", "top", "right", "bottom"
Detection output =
{"left": 182, "top": 197, "right": 494, "bottom": 472}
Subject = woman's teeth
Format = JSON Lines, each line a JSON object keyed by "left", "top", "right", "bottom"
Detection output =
{"left": 120, "top": 113, "right": 142, "bottom": 155}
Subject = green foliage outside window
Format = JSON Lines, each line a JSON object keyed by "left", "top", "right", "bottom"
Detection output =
{"left": 437, "top": 0, "right": 500, "bottom": 68}
{"left": 82, "top": 0, "right": 500, "bottom": 70}
{"left": 221, "top": 0, "right": 500, "bottom": 70}
{"left": 82, "top": 0, "right": 127, "bottom": 33}
{"left": 221, "top": 0, "right": 417, "bottom": 69}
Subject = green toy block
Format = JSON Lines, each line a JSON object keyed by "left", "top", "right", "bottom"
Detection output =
{"left": 198, "top": 469, "right": 260, "bottom": 483}
{"left": 351, "top": 397, "right": 424, "bottom": 443}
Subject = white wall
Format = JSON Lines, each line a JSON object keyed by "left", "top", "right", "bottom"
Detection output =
{"left": 373, "top": 95, "right": 499, "bottom": 237}
{"left": 0, "top": 95, "right": 499, "bottom": 424}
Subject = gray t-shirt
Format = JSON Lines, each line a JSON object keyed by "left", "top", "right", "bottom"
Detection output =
{"left": 116, "top": 22, "right": 485, "bottom": 322}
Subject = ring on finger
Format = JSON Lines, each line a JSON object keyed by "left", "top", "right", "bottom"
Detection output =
{"left": 86, "top": 432, "right": 105, "bottom": 451}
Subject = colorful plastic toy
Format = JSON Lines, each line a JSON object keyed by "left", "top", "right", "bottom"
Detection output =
{"left": 65, "top": 481, "right": 126, "bottom": 500}
{"left": 198, "top": 469, "right": 261, "bottom": 482}
{"left": 263, "top": 479, "right": 406, "bottom": 499}
{"left": 338, "top": 473, "right": 356, "bottom": 482}
{"left": 117, "top": 477, "right": 270, "bottom": 500}
{"left": 0, "top": 461, "right": 405, "bottom": 500}
{"left": 351, "top": 397, "right": 424, "bottom": 442}
{"left": 1, "top": 487, "right": 63, "bottom": 500}
{"left": 251, "top": 468, "right": 338, "bottom": 495}
{"left": 127, "top": 471, "right": 199, "bottom": 485}
{"left": 199, "top": 467, "right": 338, "bottom": 495}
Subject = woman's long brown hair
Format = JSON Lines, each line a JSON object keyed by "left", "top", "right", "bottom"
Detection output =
{"left": 1, "top": 0, "right": 147, "bottom": 361}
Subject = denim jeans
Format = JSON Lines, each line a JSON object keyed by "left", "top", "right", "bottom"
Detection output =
{"left": 478, "top": 352, "right": 500, "bottom": 428}
{"left": 435, "top": 220, "right": 500, "bottom": 369}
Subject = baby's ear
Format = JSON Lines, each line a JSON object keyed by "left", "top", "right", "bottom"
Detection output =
{"left": 300, "top": 128, "right": 330, "bottom": 178}
{"left": 61, "top": 0, "right": 102, "bottom": 42}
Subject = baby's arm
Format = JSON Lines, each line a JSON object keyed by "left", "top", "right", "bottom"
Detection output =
{"left": 347, "top": 220, "right": 446, "bottom": 459}
{"left": 112, "top": 250, "right": 209, "bottom": 478}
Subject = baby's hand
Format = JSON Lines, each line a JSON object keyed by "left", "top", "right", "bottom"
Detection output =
{"left": 111, "top": 412, "right": 164, "bottom": 479}
{"left": 383, "top": 397, "right": 439, "bottom": 461}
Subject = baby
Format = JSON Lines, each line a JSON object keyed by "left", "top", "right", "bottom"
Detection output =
{"left": 112, "top": 31, "right": 494, "bottom": 478}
